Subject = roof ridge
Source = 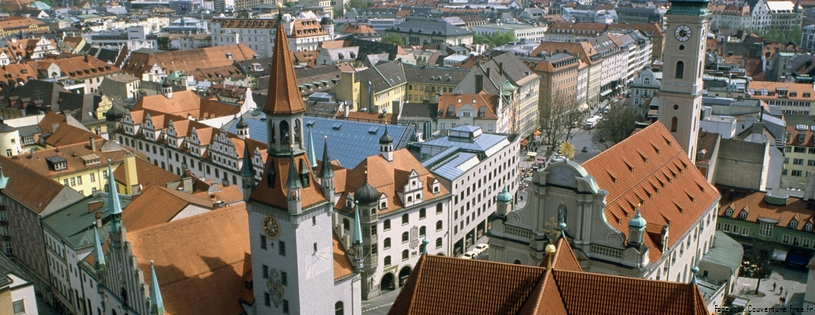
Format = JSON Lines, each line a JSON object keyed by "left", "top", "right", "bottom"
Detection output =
{"left": 127, "top": 201, "right": 236, "bottom": 233}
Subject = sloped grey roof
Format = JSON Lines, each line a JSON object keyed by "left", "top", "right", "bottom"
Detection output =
{"left": 388, "top": 19, "right": 473, "bottom": 36}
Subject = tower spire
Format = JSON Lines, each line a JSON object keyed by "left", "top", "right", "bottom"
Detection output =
{"left": 319, "top": 135, "right": 334, "bottom": 178}
{"left": 262, "top": 11, "right": 306, "bottom": 115}
{"left": 107, "top": 159, "right": 123, "bottom": 233}
{"left": 240, "top": 143, "right": 256, "bottom": 178}
{"left": 353, "top": 201, "right": 363, "bottom": 245}
{"left": 149, "top": 260, "right": 165, "bottom": 315}
{"left": 286, "top": 150, "right": 302, "bottom": 190}
{"left": 307, "top": 124, "right": 317, "bottom": 169}
{"left": 92, "top": 225, "right": 106, "bottom": 271}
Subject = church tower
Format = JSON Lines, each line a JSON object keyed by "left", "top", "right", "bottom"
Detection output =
{"left": 246, "top": 14, "right": 338, "bottom": 315}
{"left": 657, "top": 0, "right": 710, "bottom": 164}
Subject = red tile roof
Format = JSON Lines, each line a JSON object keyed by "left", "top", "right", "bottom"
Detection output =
{"left": 249, "top": 154, "right": 327, "bottom": 210}
{"left": 129, "top": 204, "right": 252, "bottom": 315}
{"left": 582, "top": 122, "right": 720, "bottom": 262}
{"left": 262, "top": 21, "right": 306, "bottom": 115}
{"left": 121, "top": 184, "right": 215, "bottom": 231}
{"left": 390, "top": 238, "right": 709, "bottom": 315}
{"left": 0, "top": 155, "right": 84, "bottom": 214}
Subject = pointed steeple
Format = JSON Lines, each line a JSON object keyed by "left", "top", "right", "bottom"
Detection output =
{"left": 107, "top": 160, "right": 123, "bottom": 232}
{"left": 285, "top": 153, "right": 302, "bottom": 190}
{"left": 0, "top": 164, "right": 9, "bottom": 190}
{"left": 240, "top": 143, "right": 256, "bottom": 178}
{"left": 149, "top": 260, "right": 165, "bottom": 315}
{"left": 319, "top": 135, "right": 334, "bottom": 178}
{"left": 353, "top": 201, "right": 363, "bottom": 245}
{"left": 262, "top": 15, "right": 306, "bottom": 115}
{"left": 307, "top": 124, "right": 317, "bottom": 169}
{"left": 92, "top": 226, "right": 106, "bottom": 271}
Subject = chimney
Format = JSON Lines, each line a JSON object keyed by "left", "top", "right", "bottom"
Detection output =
{"left": 89, "top": 136, "right": 96, "bottom": 151}
{"left": 486, "top": 67, "right": 491, "bottom": 78}
{"left": 123, "top": 155, "right": 139, "bottom": 195}
{"left": 729, "top": 189, "right": 735, "bottom": 200}
{"left": 498, "top": 62, "right": 503, "bottom": 75}
{"left": 84, "top": 54, "right": 88, "bottom": 62}
{"left": 95, "top": 212, "right": 102, "bottom": 228}
{"left": 182, "top": 173, "right": 193, "bottom": 194}
{"left": 475, "top": 74, "right": 484, "bottom": 93}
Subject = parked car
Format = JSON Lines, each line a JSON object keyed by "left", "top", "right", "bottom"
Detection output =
{"left": 473, "top": 244, "right": 489, "bottom": 254}
{"left": 462, "top": 251, "right": 478, "bottom": 259}
{"left": 582, "top": 146, "right": 589, "bottom": 152}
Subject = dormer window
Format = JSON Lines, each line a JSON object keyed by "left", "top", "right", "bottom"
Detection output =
{"left": 739, "top": 210, "right": 747, "bottom": 220}
{"left": 724, "top": 207, "right": 733, "bottom": 217}
{"left": 799, "top": 133, "right": 806, "bottom": 143}
{"left": 806, "top": 222, "right": 813, "bottom": 232}
{"left": 46, "top": 156, "right": 68, "bottom": 171}
{"left": 790, "top": 219, "right": 798, "bottom": 230}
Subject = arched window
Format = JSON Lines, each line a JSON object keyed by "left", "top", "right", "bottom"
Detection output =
{"left": 384, "top": 256, "right": 391, "bottom": 266}
{"left": 435, "top": 237, "right": 442, "bottom": 248}
{"left": 384, "top": 238, "right": 391, "bottom": 249}
{"left": 739, "top": 211, "right": 747, "bottom": 220}
{"left": 343, "top": 218, "right": 350, "bottom": 231}
{"left": 436, "top": 220, "right": 443, "bottom": 231}
{"left": 384, "top": 219, "right": 391, "bottom": 230}
{"left": 513, "top": 259, "right": 522, "bottom": 264}
{"left": 436, "top": 203, "right": 443, "bottom": 214}
{"left": 294, "top": 119, "right": 302, "bottom": 145}
{"left": 402, "top": 213, "right": 409, "bottom": 225}
{"left": 420, "top": 226, "right": 426, "bottom": 237}
{"left": 670, "top": 117, "right": 678, "bottom": 132}
{"left": 402, "top": 232, "right": 409, "bottom": 243}
{"left": 644, "top": 78, "right": 650, "bottom": 85}
{"left": 807, "top": 222, "right": 813, "bottom": 232}
{"left": 335, "top": 301, "right": 344, "bottom": 315}
{"left": 557, "top": 204, "right": 567, "bottom": 225}
{"left": 675, "top": 61, "right": 684, "bottom": 79}
{"left": 790, "top": 219, "right": 798, "bottom": 230}
{"left": 724, "top": 207, "right": 733, "bottom": 217}
{"left": 402, "top": 249, "right": 409, "bottom": 260}
{"left": 268, "top": 121, "right": 275, "bottom": 144}
{"left": 280, "top": 120, "right": 290, "bottom": 145}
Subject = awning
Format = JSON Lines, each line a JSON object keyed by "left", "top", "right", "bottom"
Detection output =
{"left": 787, "top": 252, "right": 808, "bottom": 266}
{"left": 600, "top": 90, "right": 612, "bottom": 97}
{"left": 772, "top": 249, "right": 788, "bottom": 261}
{"left": 527, "top": 152, "right": 537, "bottom": 157}
{"left": 521, "top": 139, "right": 529, "bottom": 146}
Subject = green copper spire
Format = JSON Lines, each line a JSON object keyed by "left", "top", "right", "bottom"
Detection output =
{"left": 353, "top": 201, "right": 363, "bottom": 245}
{"left": 107, "top": 160, "right": 123, "bottom": 233}
{"left": 92, "top": 226, "right": 106, "bottom": 271}
{"left": 690, "top": 265, "right": 699, "bottom": 284}
{"left": 240, "top": 143, "right": 256, "bottom": 178}
{"left": 319, "top": 136, "right": 334, "bottom": 178}
{"left": 150, "top": 260, "right": 165, "bottom": 315}
{"left": 307, "top": 124, "right": 317, "bottom": 169}
{"left": 0, "top": 165, "right": 9, "bottom": 190}
{"left": 285, "top": 152, "right": 302, "bottom": 190}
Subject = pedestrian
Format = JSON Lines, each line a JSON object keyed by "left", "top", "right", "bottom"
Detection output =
{"left": 773, "top": 282, "right": 777, "bottom": 291}
{"left": 780, "top": 286, "right": 784, "bottom": 295}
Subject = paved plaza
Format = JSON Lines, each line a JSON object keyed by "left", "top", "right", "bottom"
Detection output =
{"left": 734, "top": 265, "right": 809, "bottom": 314}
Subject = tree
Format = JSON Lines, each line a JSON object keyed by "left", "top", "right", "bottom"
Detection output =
{"left": 381, "top": 34, "right": 405, "bottom": 47}
{"left": 473, "top": 31, "right": 517, "bottom": 48}
{"left": 756, "top": 26, "right": 803, "bottom": 46}
{"left": 539, "top": 94, "right": 584, "bottom": 152}
{"left": 740, "top": 240, "right": 773, "bottom": 294}
{"left": 595, "top": 105, "right": 638, "bottom": 149}
{"left": 473, "top": 34, "right": 494, "bottom": 47}
{"left": 284, "top": 1, "right": 297, "bottom": 7}
{"left": 345, "top": 0, "right": 370, "bottom": 10}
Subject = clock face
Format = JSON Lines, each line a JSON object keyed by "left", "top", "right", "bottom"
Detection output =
{"left": 262, "top": 215, "right": 279, "bottom": 238}
{"left": 675, "top": 25, "right": 692, "bottom": 42}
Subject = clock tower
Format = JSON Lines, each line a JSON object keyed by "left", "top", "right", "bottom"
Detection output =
{"left": 658, "top": 0, "right": 710, "bottom": 164}
{"left": 245, "top": 13, "right": 356, "bottom": 315}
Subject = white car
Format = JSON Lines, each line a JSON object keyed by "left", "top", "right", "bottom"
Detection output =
{"left": 462, "top": 251, "right": 478, "bottom": 259}
{"left": 473, "top": 244, "right": 489, "bottom": 254}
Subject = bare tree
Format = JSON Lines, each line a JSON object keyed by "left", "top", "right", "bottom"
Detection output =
{"left": 596, "top": 105, "right": 638, "bottom": 149}
{"left": 539, "top": 94, "right": 584, "bottom": 152}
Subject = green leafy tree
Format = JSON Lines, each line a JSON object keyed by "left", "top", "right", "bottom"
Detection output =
{"left": 345, "top": 0, "right": 370, "bottom": 10}
{"left": 740, "top": 241, "right": 773, "bottom": 294}
{"left": 381, "top": 34, "right": 406, "bottom": 47}
{"left": 490, "top": 31, "right": 517, "bottom": 46}
{"left": 756, "top": 26, "right": 803, "bottom": 46}
{"left": 473, "top": 34, "right": 494, "bottom": 46}
{"left": 284, "top": 1, "right": 297, "bottom": 7}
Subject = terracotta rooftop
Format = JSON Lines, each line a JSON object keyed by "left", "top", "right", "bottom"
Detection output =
{"left": 8, "top": 139, "right": 142, "bottom": 179}
{"left": 249, "top": 154, "right": 326, "bottom": 210}
{"left": 436, "top": 92, "right": 499, "bottom": 120}
{"left": 0, "top": 155, "right": 83, "bottom": 214}
{"left": 339, "top": 149, "right": 449, "bottom": 215}
{"left": 333, "top": 232, "right": 355, "bottom": 280}
{"left": 121, "top": 44, "right": 256, "bottom": 78}
{"left": 0, "top": 17, "right": 46, "bottom": 31}
{"left": 132, "top": 91, "right": 241, "bottom": 120}
{"left": 112, "top": 157, "right": 180, "bottom": 193}
{"left": 44, "top": 123, "right": 100, "bottom": 148}
{"left": 582, "top": 122, "right": 720, "bottom": 262}
{"left": 390, "top": 237, "right": 708, "bottom": 315}
{"left": 747, "top": 81, "right": 815, "bottom": 102}
{"left": 121, "top": 184, "right": 216, "bottom": 231}
{"left": 129, "top": 204, "right": 252, "bottom": 315}
{"left": 718, "top": 185, "right": 815, "bottom": 232}
{"left": 262, "top": 20, "right": 306, "bottom": 115}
